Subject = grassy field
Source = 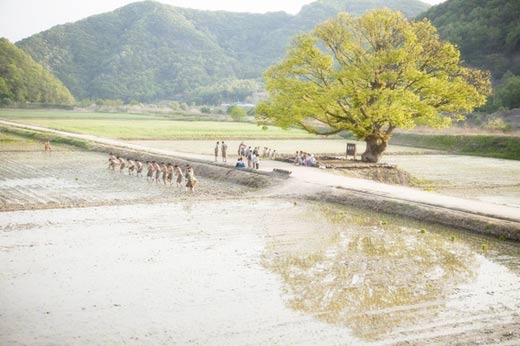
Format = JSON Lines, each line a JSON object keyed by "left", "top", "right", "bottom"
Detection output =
{"left": 391, "top": 133, "right": 520, "bottom": 160}
{"left": 2, "top": 108, "right": 519, "bottom": 160}
{"left": 0, "top": 109, "right": 317, "bottom": 140}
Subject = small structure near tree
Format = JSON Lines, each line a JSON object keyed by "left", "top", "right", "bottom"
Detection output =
{"left": 346, "top": 143, "right": 357, "bottom": 160}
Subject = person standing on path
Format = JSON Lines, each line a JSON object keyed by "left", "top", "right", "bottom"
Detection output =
{"left": 167, "top": 163, "right": 174, "bottom": 185}
{"left": 214, "top": 141, "right": 219, "bottom": 162}
{"left": 238, "top": 142, "right": 244, "bottom": 157}
{"left": 247, "top": 150, "right": 255, "bottom": 169}
{"left": 253, "top": 153, "right": 259, "bottom": 170}
{"left": 221, "top": 141, "right": 228, "bottom": 163}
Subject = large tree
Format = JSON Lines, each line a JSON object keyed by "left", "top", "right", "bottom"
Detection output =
{"left": 257, "top": 9, "right": 491, "bottom": 162}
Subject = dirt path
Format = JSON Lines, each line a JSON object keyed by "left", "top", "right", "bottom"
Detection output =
{"left": 1, "top": 119, "right": 520, "bottom": 226}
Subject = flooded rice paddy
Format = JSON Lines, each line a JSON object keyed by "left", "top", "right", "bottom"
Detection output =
{"left": 384, "top": 155, "right": 520, "bottom": 207}
{"left": 1, "top": 135, "right": 520, "bottom": 345}
{"left": 1, "top": 200, "right": 519, "bottom": 345}
{"left": 0, "top": 149, "right": 244, "bottom": 211}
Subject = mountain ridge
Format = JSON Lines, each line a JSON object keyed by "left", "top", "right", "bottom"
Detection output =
{"left": 17, "top": 0, "right": 431, "bottom": 103}
{"left": 0, "top": 38, "right": 75, "bottom": 105}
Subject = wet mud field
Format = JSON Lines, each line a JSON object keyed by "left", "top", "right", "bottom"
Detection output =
{"left": 1, "top": 136, "right": 520, "bottom": 345}
{"left": 385, "top": 155, "right": 520, "bottom": 208}
{"left": 0, "top": 149, "right": 245, "bottom": 212}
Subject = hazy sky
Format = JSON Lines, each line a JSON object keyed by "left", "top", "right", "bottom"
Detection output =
{"left": 0, "top": 0, "right": 446, "bottom": 42}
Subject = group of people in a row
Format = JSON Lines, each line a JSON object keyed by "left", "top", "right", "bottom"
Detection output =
{"left": 234, "top": 143, "right": 279, "bottom": 170}
{"left": 212, "top": 141, "right": 279, "bottom": 170}
{"left": 237, "top": 143, "right": 265, "bottom": 170}
{"left": 294, "top": 151, "right": 317, "bottom": 167}
{"left": 237, "top": 143, "right": 278, "bottom": 161}
{"left": 108, "top": 153, "right": 198, "bottom": 192}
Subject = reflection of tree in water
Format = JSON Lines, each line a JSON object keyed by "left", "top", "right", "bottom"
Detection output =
{"left": 263, "top": 211, "right": 478, "bottom": 339}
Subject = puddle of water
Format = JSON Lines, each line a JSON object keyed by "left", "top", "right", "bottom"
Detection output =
{"left": 1, "top": 200, "right": 519, "bottom": 345}
{"left": 262, "top": 204, "right": 520, "bottom": 340}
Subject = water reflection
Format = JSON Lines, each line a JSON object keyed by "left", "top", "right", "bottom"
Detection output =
{"left": 263, "top": 206, "right": 479, "bottom": 339}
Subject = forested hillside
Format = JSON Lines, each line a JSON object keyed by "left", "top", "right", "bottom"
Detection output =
{"left": 421, "top": 0, "right": 520, "bottom": 110}
{"left": 0, "top": 38, "right": 75, "bottom": 105}
{"left": 16, "top": 0, "right": 429, "bottom": 104}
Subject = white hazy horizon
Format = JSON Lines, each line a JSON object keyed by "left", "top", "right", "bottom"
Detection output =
{"left": 0, "top": 0, "right": 446, "bottom": 43}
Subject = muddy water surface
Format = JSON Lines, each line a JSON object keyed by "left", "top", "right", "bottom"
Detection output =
{"left": 385, "top": 155, "right": 520, "bottom": 207}
{"left": 1, "top": 135, "right": 519, "bottom": 345}
{"left": 1, "top": 200, "right": 519, "bottom": 345}
{"left": 0, "top": 150, "right": 244, "bottom": 211}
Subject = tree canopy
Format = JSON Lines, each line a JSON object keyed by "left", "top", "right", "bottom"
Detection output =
{"left": 257, "top": 9, "right": 491, "bottom": 162}
{"left": 0, "top": 38, "right": 75, "bottom": 105}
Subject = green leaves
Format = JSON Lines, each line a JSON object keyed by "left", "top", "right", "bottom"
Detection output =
{"left": 258, "top": 9, "right": 491, "bottom": 147}
{"left": 0, "top": 38, "right": 75, "bottom": 105}
{"left": 16, "top": 0, "right": 430, "bottom": 103}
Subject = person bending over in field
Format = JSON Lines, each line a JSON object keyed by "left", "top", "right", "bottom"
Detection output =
{"left": 174, "top": 165, "right": 183, "bottom": 188}
{"left": 160, "top": 162, "right": 168, "bottom": 185}
{"left": 146, "top": 161, "right": 154, "bottom": 181}
{"left": 108, "top": 153, "right": 117, "bottom": 170}
{"left": 214, "top": 142, "right": 219, "bottom": 162}
{"left": 127, "top": 158, "right": 135, "bottom": 176}
{"left": 167, "top": 163, "right": 174, "bottom": 185}
{"left": 118, "top": 157, "right": 126, "bottom": 174}
{"left": 185, "top": 166, "right": 197, "bottom": 193}
{"left": 136, "top": 160, "right": 143, "bottom": 177}
{"left": 154, "top": 161, "right": 162, "bottom": 183}
{"left": 44, "top": 140, "right": 52, "bottom": 153}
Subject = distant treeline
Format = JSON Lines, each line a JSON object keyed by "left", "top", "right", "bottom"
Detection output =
{"left": 14, "top": 0, "right": 428, "bottom": 104}
{"left": 0, "top": 38, "right": 75, "bottom": 105}
{"left": 421, "top": 0, "right": 520, "bottom": 111}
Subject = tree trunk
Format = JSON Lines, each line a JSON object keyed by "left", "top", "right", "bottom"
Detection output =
{"left": 361, "top": 133, "right": 388, "bottom": 163}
